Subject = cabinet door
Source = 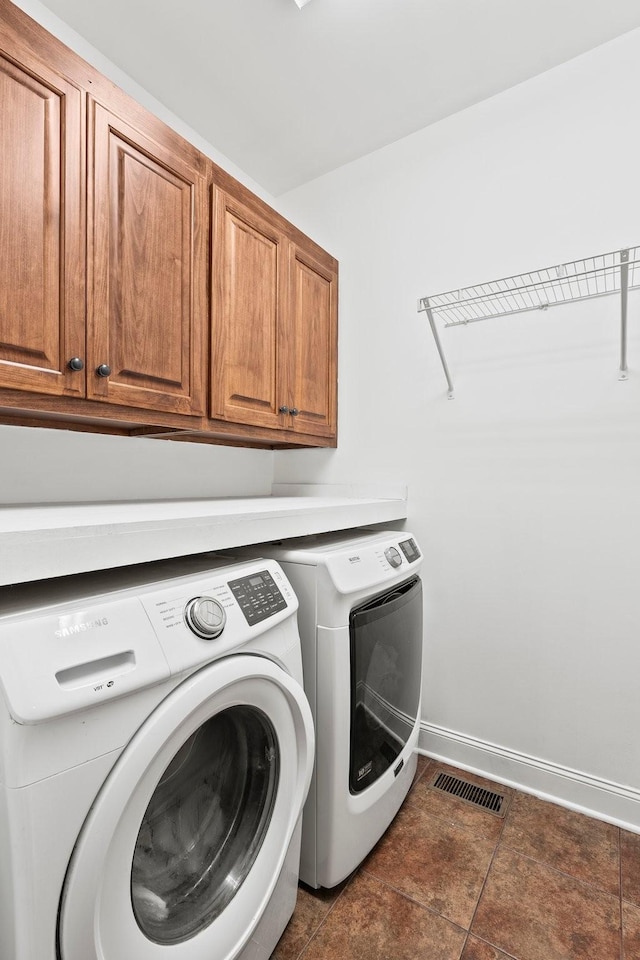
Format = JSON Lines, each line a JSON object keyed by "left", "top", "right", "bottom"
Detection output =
{"left": 0, "top": 49, "right": 85, "bottom": 395}
{"left": 211, "top": 191, "right": 288, "bottom": 430}
{"left": 87, "top": 100, "right": 206, "bottom": 416}
{"left": 286, "top": 243, "right": 338, "bottom": 439}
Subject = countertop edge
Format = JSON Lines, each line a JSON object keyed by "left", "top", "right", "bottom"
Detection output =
{"left": 0, "top": 495, "right": 408, "bottom": 586}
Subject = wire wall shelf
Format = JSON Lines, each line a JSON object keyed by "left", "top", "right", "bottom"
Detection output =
{"left": 418, "top": 246, "right": 639, "bottom": 398}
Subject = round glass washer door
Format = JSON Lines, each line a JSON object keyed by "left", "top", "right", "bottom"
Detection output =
{"left": 58, "top": 655, "right": 313, "bottom": 960}
{"left": 131, "top": 703, "right": 279, "bottom": 945}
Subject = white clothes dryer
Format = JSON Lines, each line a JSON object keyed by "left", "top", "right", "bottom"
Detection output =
{"left": 0, "top": 554, "right": 314, "bottom": 960}
{"left": 227, "top": 529, "right": 424, "bottom": 889}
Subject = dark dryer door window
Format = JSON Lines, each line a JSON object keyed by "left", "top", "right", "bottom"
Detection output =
{"left": 349, "top": 577, "right": 422, "bottom": 793}
{"left": 131, "top": 705, "right": 279, "bottom": 944}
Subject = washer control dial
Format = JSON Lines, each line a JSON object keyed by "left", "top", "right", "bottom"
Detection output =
{"left": 184, "top": 596, "right": 226, "bottom": 640}
{"left": 384, "top": 546, "right": 403, "bottom": 568}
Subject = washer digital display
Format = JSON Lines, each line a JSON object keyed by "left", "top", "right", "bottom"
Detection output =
{"left": 229, "top": 570, "right": 287, "bottom": 625}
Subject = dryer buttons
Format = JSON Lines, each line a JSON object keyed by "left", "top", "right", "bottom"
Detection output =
{"left": 184, "top": 596, "right": 227, "bottom": 640}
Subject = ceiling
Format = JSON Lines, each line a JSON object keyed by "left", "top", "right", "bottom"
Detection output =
{"left": 36, "top": 0, "right": 640, "bottom": 196}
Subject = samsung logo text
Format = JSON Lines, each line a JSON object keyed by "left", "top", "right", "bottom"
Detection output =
{"left": 55, "top": 618, "right": 109, "bottom": 638}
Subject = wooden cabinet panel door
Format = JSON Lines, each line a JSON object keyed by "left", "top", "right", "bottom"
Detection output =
{"left": 211, "top": 191, "right": 286, "bottom": 429}
{"left": 0, "top": 50, "right": 84, "bottom": 395}
{"left": 287, "top": 245, "right": 338, "bottom": 438}
{"left": 87, "top": 100, "right": 206, "bottom": 415}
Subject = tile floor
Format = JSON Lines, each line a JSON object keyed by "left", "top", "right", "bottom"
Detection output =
{"left": 271, "top": 757, "right": 640, "bottom": 960}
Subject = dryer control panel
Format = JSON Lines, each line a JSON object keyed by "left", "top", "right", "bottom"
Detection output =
{"left": 324, "top": 533, "right": 423, "bottom": 595}
{"left": 229, "top": 530, "right": 424, "bottom": 600}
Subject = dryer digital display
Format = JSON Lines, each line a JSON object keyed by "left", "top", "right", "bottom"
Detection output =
{"left": 399, "top": 537, "right": 421, "bottom": 563}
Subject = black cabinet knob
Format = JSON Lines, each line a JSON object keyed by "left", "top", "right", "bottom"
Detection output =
{"left": 290, "top": 408, "right": 299, "bottom": 416}
{"left": 67, "top": 357, "right": 84, "bottom": 371}
{"left": 278, "top": 405, "right": 290, "bottom": 414}
{"left": 96, "top": 363, "right": 111, "bottom": 378}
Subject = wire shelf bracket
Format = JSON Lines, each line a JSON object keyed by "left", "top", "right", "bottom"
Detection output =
{"left": 418, "top": 245, "right": 639, "bottom": 398}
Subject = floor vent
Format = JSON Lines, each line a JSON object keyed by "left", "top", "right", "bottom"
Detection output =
{"left": 430, "top": 771, "right": 509, "bottom": 818}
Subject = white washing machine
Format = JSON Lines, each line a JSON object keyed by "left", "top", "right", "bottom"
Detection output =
{"left": 228, "top": 529, "right": 424, "bottom": 889}
{"left": 0, "top": 553, "right": 314, "bottom": 960}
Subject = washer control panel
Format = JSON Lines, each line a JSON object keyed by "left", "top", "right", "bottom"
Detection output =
{"left": 0, "top": 557, "right": 298, "bottom": 723}
{"left": 228, "top": 570, "right": 287, "bottom": 626}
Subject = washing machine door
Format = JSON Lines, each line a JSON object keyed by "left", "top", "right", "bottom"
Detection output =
{"left": 58, "top": 655, "right": 313, "bottom": 960}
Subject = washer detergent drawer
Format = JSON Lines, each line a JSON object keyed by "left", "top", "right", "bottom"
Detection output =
{"left": 0, "top": 597, "right": 170, "bottom": 723}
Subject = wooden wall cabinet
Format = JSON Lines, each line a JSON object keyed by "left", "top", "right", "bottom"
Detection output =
{"left": 211, "top": 190, "right": 337, "bottom": 441}
{"left": 0, "top": 0, "right": 337, "bottom": 448}
{"left": 0, "top": 37, "right": 207, "bottom": 420}
{"left": 0, "top": 45, "right": 85, "bottom": 398}
{"left": 286, "top": 241, "right": 338, "bottom": 439}
{"left": 87, "top": 99, "right": 207, "bottom": 417}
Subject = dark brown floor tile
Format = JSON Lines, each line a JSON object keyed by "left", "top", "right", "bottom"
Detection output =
{"left": 471, "top": 846, "right": 621, "bottom": 960}
{"left": 623, "top": 899, "right": 640, "bottom": 960}
{"left": 300, "top": 870, "right": 466, "bottom": 960}
{"left": 271, "top": 882, "right": 347, "bottom": 959}
{"left": 363, "top": 798, "right": 496, "bottom": 928}
{"left": 406, "top": 770, "right": 505, "bottom": 843}
{"left": 621, "top": 829, "right": 640, "bottom": 908}
{"left": 460, "top": 936, "right": 515, "bottom": 960}
{"left": 501, "top": 792, "right": 620, "bottom": 895}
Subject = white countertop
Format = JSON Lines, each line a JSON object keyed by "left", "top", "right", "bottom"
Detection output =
{"left": 0, "top": 493, "right": 408, "bottom": 585}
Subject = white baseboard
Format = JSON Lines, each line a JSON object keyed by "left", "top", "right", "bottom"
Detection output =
{"left": 419, "top": 721, "right": 640, "bottom": 834}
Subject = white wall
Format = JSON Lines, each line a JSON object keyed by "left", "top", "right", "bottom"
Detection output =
{"left": 275, "top": 30, "right": 640, "bottom": 826}
{"left": 0, "top": 425, "right": 274, "bottom": 503}
{"left": 2, "top": 0, "right": 276, "bottom": 505}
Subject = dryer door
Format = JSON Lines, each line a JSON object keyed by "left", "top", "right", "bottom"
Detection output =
{"left": 58, "top": 655, "right": 313, "bottom": 960}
